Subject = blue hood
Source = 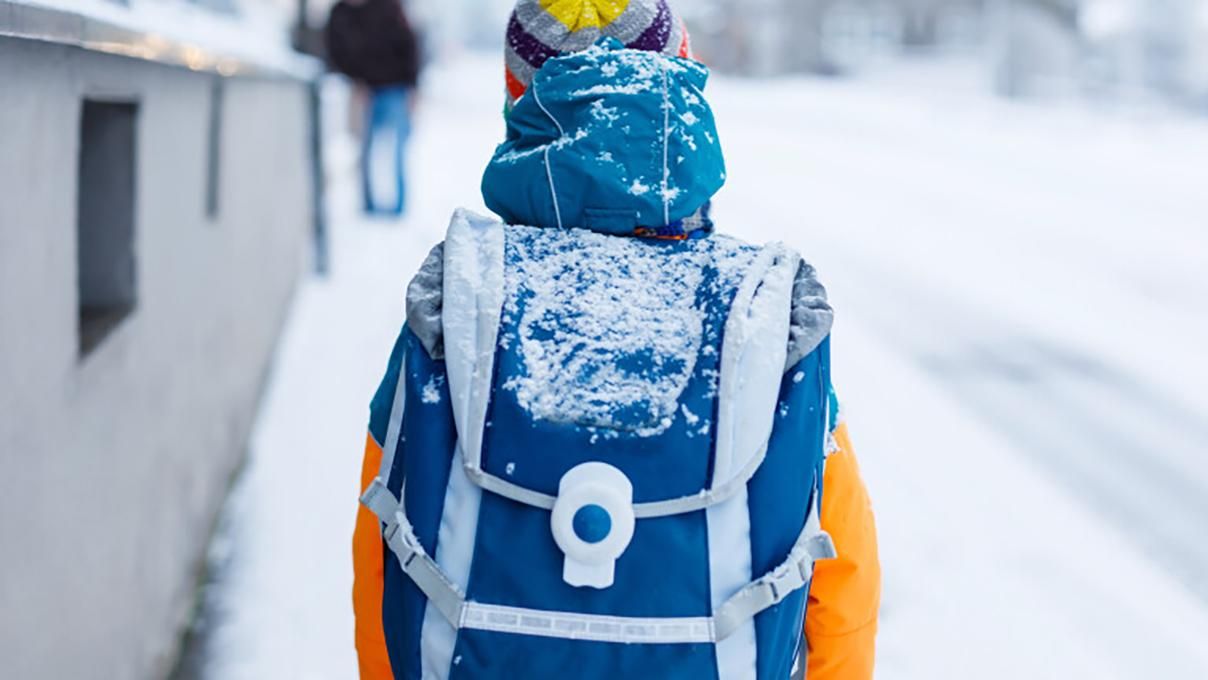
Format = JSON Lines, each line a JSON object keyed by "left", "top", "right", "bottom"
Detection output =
{"left": 482, "top": 39, "right": 726, "bottom": 235}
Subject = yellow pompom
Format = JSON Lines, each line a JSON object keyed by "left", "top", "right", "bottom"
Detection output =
{"left": 540, "top": 0, "right": 629, "bottom": 32}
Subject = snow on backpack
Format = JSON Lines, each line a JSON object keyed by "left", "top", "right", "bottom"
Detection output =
{"left": 362, "top": 210, "right": 837, "bottom": 679}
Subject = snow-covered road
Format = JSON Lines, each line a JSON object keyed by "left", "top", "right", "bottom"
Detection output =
{"left": 179, "top": 54, "right": 1208, "bottom": 679}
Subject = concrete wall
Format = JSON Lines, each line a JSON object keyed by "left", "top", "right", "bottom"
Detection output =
{"left": 0, "top": 36, "right": 311, "bottom": 679}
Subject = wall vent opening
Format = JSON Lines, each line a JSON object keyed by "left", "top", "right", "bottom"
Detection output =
{"left": 77, "top": 100, "right": 139, "bottom": 357}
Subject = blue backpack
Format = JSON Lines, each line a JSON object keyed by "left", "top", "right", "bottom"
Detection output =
{"left": 362, "top": 210, "right": 837, "bottom": 679}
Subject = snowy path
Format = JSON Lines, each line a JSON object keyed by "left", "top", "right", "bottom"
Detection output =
{"left": 182, "top": 55, "right": 1208, "bottom": 679}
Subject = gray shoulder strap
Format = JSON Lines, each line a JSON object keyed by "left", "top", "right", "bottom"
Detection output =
{"left": 379, "top": 349, "right": 409, "bottom": 483}
{"left": 361, "top": 479, "right": 466, "bottom": 627}
{"left": 712, "top": 496, "right": 837, "bottom": 640}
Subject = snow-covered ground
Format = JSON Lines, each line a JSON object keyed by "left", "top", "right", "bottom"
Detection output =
{"left": 179, "top": 52, "right": 1208, "bottom": 679}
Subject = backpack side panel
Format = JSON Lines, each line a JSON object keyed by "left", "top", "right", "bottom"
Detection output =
{"left": 749, "top": 342, "right": 830, "bottom": 679}
{"left": 382, "top": 328, "right": 461, "bottom": 679}
{"left": 369, "top": 329, "right": 408, "bottom": 448}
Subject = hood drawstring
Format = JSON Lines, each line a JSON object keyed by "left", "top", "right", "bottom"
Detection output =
{"left": 531, "top": 81, "right": 567, "bottom": 230}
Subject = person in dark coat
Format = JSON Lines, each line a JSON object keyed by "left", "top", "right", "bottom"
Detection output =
{"left": 325, "top": 0, "right": 421, "bottom": 217}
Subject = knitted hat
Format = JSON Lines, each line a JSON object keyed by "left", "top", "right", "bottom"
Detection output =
{"left": 505, "top": 0, "right": 692, "bottom": 103}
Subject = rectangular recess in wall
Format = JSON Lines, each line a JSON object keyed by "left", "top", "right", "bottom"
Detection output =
{"left": 205, "top": 77, "right": 224, "bottom": 220}
{"left": 77, "top": 100, "right": 139, "bottom": 357}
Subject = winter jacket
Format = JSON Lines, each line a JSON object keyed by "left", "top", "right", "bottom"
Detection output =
{"left": 352, "top": 40, "right": 879, "bottom": 679}
{"left": 325, "top": 0, "right": 421, "bottom": 88}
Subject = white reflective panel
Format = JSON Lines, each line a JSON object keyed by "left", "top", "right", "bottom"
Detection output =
{"left": 420, "top": 445, "right": 483, "bottom": 679}
{"left": 460, "top": 603, "right": 715, "bottom": 645}
{"left": 708, "top": 489, "right": 758, "bottom": 680}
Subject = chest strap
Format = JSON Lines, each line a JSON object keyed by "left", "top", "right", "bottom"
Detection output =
{"left": 361, "top": 478, "right": 836, "bottom": 644}
{"left": 462, "top": 441, "right": 769, "bottom": 520}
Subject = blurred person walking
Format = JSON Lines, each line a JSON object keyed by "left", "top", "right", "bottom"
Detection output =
{"left": 351, "top": 2, "right": 879, "bottom": 679}
{"left": 325, "top": 0, "right": 421, "bottom": 217}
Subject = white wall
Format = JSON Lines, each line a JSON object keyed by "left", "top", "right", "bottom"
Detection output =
{"left": 0, "top": 37, "right": 311, "bottom": 680}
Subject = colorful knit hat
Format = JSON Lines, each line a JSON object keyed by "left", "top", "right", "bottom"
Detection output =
{"left": 505, "top": 0, "right": 693, "bottom": 104}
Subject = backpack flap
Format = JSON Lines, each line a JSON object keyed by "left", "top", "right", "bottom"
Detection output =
{"left": 447, "top": 214, "right": 804, "bottom": 510}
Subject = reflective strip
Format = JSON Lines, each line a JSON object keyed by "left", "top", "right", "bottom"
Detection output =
{"left": 379, "top": 358, "right": 409, "bottom": 483}
{"left": 461, "top": 442, "right": 769, "bottom": 519}
{"left": 708, "top": 487, "right": 757, "bottom": 679}
{"left": 460, "top": 603, "right": 715, "bottom": 645}
{"left": 713, "top": 497, "right": 836, "bottom": 641}
{"left": 422, "top": 448, "right": 483, "bottom": 679}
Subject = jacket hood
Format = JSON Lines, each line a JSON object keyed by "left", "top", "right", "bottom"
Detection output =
{"left": 482, "top": 38, "right": 726, "bottom": 235}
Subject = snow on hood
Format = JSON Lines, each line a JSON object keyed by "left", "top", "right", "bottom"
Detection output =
{"left": 482, "top": 38, "right": 727, "bottom": 235}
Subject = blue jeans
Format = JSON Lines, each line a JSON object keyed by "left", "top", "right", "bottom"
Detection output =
{"left": 362, "top": 85, "right": 411, "bottom": 216}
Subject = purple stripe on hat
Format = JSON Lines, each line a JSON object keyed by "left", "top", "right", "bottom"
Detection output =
{"left": 508, "top": 12, "right": 561, "bottom": 70}
{"left": 627, "top": 0, "right": 672, "bottom": 52}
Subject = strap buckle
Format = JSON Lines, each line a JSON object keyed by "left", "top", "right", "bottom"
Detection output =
{"left": 382, "top": 519, "right": 400, "bottom": 544}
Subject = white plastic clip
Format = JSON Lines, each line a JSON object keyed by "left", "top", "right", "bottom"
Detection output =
{"left": 550, "top": 462, "right": 636, "bottom": 589}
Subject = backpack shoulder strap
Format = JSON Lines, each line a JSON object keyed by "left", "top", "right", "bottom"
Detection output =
{"left": 441, "top": 208, "right": 506, "bottom": 474}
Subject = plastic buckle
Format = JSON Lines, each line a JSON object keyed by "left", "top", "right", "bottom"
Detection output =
{"left": 397, "top": 520, "right": 424, "bottom": 556}
{"left": 382, "top": 520, "right": 400, "bottom": 544}
{"left": 796, "top": 558, "right": 812, "bottom": 583}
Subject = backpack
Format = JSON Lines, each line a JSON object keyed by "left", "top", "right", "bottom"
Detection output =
{"left": 362, "top": 210, "right": 837, "bottom": 679}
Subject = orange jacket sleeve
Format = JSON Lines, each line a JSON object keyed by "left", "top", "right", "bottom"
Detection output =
{"left": 806, "top": 422, "right": 880, "bottom": 679}
{"left": 353, "top": 433, "right": 394, "bottom": 680}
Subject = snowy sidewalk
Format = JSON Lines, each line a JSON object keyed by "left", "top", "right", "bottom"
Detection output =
{"left": 183, "top": 54, "right": 1208, "bottom": 679}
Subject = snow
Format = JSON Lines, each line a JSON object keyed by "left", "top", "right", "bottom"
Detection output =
{"left": 589, "top": 99, "right": 621, "bottom": 124}
{"left": 181, "top": 52, "right": 1208, "bottom": 680}
{"left": 567, "top": 42, "right": 696, "bottom": 98}
{"left": 681, "top": 404, "right": 701, "bottom": 427}
{"left": 571, "top": 82, "right": 651, "bottom": 97}
{"left": 499, "top": 225, "right": 754, "bottom": 436}
{"left": 493, "top": 128, "right": 588, "bottom": 164}
{"left": 421, "top": 375, "right": 444, "bottom": 405}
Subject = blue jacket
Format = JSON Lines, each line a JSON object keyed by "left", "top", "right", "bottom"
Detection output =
{"left": 483, "top": 38, "right": 726, "bottom": 234}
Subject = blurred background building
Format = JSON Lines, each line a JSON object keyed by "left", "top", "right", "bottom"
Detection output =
{"left": 680, "top": 0, "right": 1208, "bottom": 108}
{"left": 0, "top": 0, "right": 317, "bottom": 678}
{"left": 298, "top": 0, "right": 1208, "bottom": 109}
